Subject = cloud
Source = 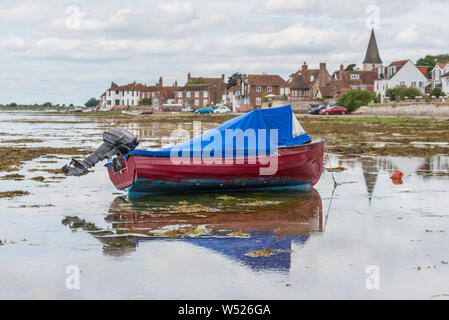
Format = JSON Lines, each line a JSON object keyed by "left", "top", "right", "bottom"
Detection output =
{"left": 0, "top": 0, "right": 449, "bottom": 105}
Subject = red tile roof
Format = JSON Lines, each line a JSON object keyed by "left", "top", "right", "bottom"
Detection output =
{"left": 247, "top": 74, "right": 286, "bottom": 86}
{"left": 417, "top": 66, "right": 428, "bottom": 77}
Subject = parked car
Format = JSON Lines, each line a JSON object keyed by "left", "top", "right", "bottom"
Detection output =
{"left": 235, "top": 105, "right": 254, "bottom": 113}
{"left": 319, "top": 106, "right": 348, "bottom": 115}
{"left": 213, "top": 106, "right": 231, "bottom": 114}
{"left": 181, "top": 106, "right": 193, "bottom": 112}
{"left": 194, "top": 106, "right": 214, "bottom": 114}
{"left": 309, "top": 104, "right": 328, "bottom": 115}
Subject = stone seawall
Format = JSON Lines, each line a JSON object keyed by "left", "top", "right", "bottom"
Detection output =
{"left": 355, "top": 104, "right": 449, "bottom": 117}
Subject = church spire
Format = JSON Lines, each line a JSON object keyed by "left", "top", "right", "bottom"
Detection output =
{"left": 363, "top": 29, "right": 382, "bottom": 71}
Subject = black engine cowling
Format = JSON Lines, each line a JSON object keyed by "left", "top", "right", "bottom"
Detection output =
{"left": 62, "top": 127, "right": 139, "bottom": 176}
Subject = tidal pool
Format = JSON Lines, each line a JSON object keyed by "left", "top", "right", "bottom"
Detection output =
{"left": 0, "top": 112, "right": 448, "bottom": 299}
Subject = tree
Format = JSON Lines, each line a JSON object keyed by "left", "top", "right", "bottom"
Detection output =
{"left": 187, "top": 77, "right": 206, "bottom": 85}
{"left": 336, "top": 89, "right": 376, "bottom": 112}
{"left": 226, "top": 72, "right": 242, "bottom": 89}
{"left": 9, "top": 102, "right": 18, "bottom": 107}
{"left": 85, "top": 98, "right": 99, "bottom": 108}
{"left": 416, "top": 54, "right": 449, "bottom": 78}
{"left": 385, "top": 87, "right": 421, "bottom": 101}
{"left": 345, "top": 64, "right": 357, "bottom": 71}
{"left": 43, "top": 102, "right": 52, "bottom": 107}
{"left": 140, "top": 97, "right": 152, "bottom": 105}
{"left": 430, "top": 87, "right": 445, "bottom": 98}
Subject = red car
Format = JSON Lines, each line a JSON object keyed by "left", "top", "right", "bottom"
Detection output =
{"left": 319, "top": 106, "right": 348, "bottom": 115}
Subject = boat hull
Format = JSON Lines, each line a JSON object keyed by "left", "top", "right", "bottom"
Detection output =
{"left": 106, "top": 140, "right": 324, "bottom": 194}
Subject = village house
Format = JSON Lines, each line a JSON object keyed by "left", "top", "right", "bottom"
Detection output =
{"left": 287, "top": 62, "right": 330, "bottom": 101}
{"left": 315, "top": 64, "right": 377, "bottom": 100}
{"left": 174, "top": 73, "right": 226, "bottom": 109}
{"left": 440, "top": 72, "right": 449, "bottom": 95}
{"left": 430, "top": 62, "right": 449, "bottom": 90}
{"left": 241, "top": 73, "right": 287, "bottom": 108}
{"left": 374, "top": 60, "right": 429, "bottom": 101}
{"left": 100, "top": 77, "right": 178, "bottom": 111}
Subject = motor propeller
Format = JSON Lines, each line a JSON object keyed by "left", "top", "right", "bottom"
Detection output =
{"left": 62, "top": 127, "right": 139, "bottom": 176}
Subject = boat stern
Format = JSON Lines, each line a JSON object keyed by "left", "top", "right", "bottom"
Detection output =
{"left": 106, "top": 156, "right": 137, "bottom": 190}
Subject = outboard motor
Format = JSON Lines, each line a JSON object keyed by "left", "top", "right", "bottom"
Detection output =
{"left": 62, "top": 127, "right": 139, "bottom": 176}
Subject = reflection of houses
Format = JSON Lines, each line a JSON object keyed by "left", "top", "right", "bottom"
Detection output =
{"left": 360, "top": 157, "right": 379, "bottom": 204}
{"left": 62, "top": 189, "right": 323, "bottom": 271}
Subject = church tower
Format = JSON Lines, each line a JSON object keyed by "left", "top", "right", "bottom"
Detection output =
{"left": 363, "top": 29, "right": 382, "bottom": 71}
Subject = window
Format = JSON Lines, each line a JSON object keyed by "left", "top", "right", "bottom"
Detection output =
{"left": 350, "top": 74, "right": 360, "bottom": 80}
{"left": 360, "top": 85, "right": 367, "bottom": 90}
{"left": 115, "top": 99, "right": 120, "bottom": 105}
{"left": 411, "top": 82, "right": 416, "bottom": 88}
{"left": 256, "top": 97, "right": 262, "bottom": 105}
{"left": 400, "top": 81, "right": 406, "bottom": 87}
{"left": 115, "top": 91, "right": 119, "bottom": 94}
{"left": 256, "top": 86, "right": 261, "bottom": 92}
{"left": 195, "top": 99, "right": 199, "bottom": 106}
{"left": 195, "top": 91, "right": 199, "bottom": 98}
{"left": 109, "top": 91, "right": 111, "bottom": 96}
{"left": 107, "top": 100, "right": 111, "bottom": 105}
{"left": 178, "top": 92, "right": 182, "bottom": 98}
{"left": 419, "top": 81, "right": 424, "bottom": 88}
{"left": 204, "top": 91, "right": 208, "bottom": 98}
{"left": 267, "top": 86, "right": 272, "bottom": 92}
{"left": 186, "top": 91, "right": 191, "bottom": 98}
{"left": 310, "top": 75, "right": 315, "bottom": 82}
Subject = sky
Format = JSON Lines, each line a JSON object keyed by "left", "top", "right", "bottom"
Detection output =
{"left": 0, "top": 0, "right": 448, "bottom": 105}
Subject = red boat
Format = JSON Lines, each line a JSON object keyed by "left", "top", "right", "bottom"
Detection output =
{"left": 105, "top": 105, "right": 324, "bottom": 195}
{"left": 62, "top": 105, "right": 324, "bottom": 194}
{"left": 106, "top": 140, "right": 324, "bottom": 194}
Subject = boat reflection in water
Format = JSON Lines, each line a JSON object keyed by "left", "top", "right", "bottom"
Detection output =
{"left": 62, "top": 189, "right": 323, "bottom": 271}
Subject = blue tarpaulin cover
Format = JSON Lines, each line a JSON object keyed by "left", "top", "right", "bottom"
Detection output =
{"left": 130, "top": 105, "right": 311, "bottom": 158}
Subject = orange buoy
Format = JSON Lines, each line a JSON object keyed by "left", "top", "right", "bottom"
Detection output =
{"left": 391, "top": 171, "right": 403, "bottom": 179}
{"left": 392, "top": 178, "right": 403, "bottom": 185}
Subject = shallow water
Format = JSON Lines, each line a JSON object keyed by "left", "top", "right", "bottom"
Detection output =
{"left": 0, "top": 112, "right": 448, "bottom": 299}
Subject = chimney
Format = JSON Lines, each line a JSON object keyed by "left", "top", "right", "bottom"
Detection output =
{"left": 302, "top": 62, "right": 308, "bottom": 73}
{"left": 319, "top": 62, "right": 327, "bottom": 87}
{"left": 159, "top": 76, "right": 163, "bottom": 86}
{"left": 174, "top": 80, "right": 178, "bottom": 87}
{"left": 339, "top": 64, "right": 344, "bottom": 80}
{"left": 222, "top": 74, "right": 225, "bottom": 80}
{"left": 187, "top": 72, "right": 191, "bottom": 82}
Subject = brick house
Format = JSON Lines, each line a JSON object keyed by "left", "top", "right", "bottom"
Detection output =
{"left": 241, "top": 73, "right": 287, "bottom": 108}
{"left": 314, "top": 64, "right": 378, "bottom": 99}
{"left": 174, "top": 73, "right": 226, "bottom": 109}
{"left": 288, "top": 62, "right": 330, "bottom": 100}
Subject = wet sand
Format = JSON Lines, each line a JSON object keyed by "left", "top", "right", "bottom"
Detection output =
{"left": 0, "top": 111, "right": 448, "bottom": 299}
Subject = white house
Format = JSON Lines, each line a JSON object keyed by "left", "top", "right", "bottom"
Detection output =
{"left": 431, "top": 62, "right": 449, "bottom": 89}
{"left": 441, "top": 73, "right": 449, "bottom": 95}
{"left": 374, "top": 60, "right": 429, "bottom": 101}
